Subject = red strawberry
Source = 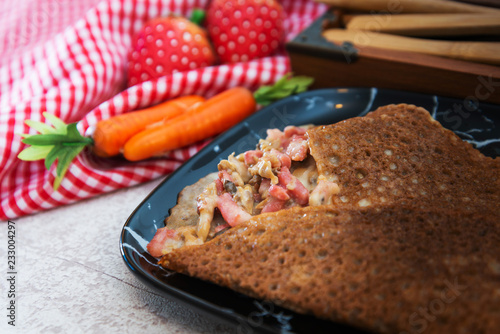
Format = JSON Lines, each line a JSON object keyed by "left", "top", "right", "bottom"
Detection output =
{"left": 127, "top": 15, "right": 216, "bottom": 86}
{"left": 206, "top": 0, "right": 285, "bottom": 64}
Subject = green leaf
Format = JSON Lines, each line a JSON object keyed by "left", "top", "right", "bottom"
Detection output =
{"left": 43, "top": 112, "right": 68, "bottom": 133}
{"left": 253, "top": 73, "right": 314, "bottom": 106}
{"left": 25, "top": 120, "right": 59, "bottom": 135}
{"left": 17, "top": 112, "right": 93, "bottom": 189}
{"left": 53, "top": 145, "right": 85, "bottom": 190}
{"left": 65, "top": 123, "right": 93, "bottom": 145}
{"left": 44, "top": 145, "right": 61, "bottom": 170}
{"left": 17, "top": 145, "right": 54, "bottom": 161}
{"left": 253, "top": 85, "right": 272, "bottom": 96}
{"left": 22, "top": 134, "right": 71, "bottom": 146}
{"left": 284, "top": 76, "right": 315, "bottom": 94}
{"left": 269, "top": 74, "right": 289, "bottom": 89}
{"left": 21, "top": 123, "right": 92, "bottom": 147}
{"left": 261, "top": 89, "right": 295, "bottom": 100}
{"left": 190, "top": 8, "right": 206, "bottom": 26}
{"left": 56, "top": 146, "right": 77, "bottom": 177}
{"left": 53, "top": 175, "right": 64, "bottom": 191}
{"left": 254, "top": 97, "right": 274, "bottom": 106}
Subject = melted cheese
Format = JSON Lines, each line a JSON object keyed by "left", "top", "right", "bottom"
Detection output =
{"left": 291, "top": 155, "right": 318, "bottom": 192}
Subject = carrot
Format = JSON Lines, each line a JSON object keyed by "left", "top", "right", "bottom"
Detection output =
{"left": 18, "top": 73, "right": 313, "bottom": 189}
{"left": 123, "top": 87, "right": 256, "bottom": 161}
{"left": 122, "top": 74, "right": 315, "bottom": 162}
{"left": 92, "top": 95, "right": 205, "bottom": 157}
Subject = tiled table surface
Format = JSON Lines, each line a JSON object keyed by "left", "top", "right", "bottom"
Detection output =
{"left": 1, "top": 178, "right": 235, "bottom": 334}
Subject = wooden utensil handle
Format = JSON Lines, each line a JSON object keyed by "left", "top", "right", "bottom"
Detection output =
{"left": 323, "top": 28, "right": 500, "bottom": 65}
{"left": 346, "top": 13, "right": 500, "bottom": 36}
{"left": 455, "top": 0, "right": 500, "bottom": 8}
{"left": 317, "top": 0, "right": 500, "bottom": 14}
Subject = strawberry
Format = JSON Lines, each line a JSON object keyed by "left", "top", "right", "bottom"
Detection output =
{"left": 206, "top": 0, "right": 285, "bottom": 64}
{"left": 127, "top": 15, "right": 216, "bottom": 86}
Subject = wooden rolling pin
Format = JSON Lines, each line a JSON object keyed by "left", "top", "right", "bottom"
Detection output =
{"left": 345, "top": 13, "right": 500, "bottom": 36}
{"left": 317, "top": 0, "right": 500, "bottom": 14}
{"left": 323, "top": 28, "right": 500, "bottom": 65}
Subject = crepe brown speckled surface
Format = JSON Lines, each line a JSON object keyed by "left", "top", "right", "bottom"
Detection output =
{"left": 160, "top": 205, "right": 500, "bottom": 333}
{"left": 158, "top": 104, "right": 500, "bottom": 333}
{"left": 307, "top": 104, "right": 500, "bottom": 214}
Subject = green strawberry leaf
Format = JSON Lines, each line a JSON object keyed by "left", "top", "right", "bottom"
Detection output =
{"left": 254, "top": 73, "right": 314, "bottom": 106}
{"left": 190, "top": 8, "right": 206, "bottom": 26}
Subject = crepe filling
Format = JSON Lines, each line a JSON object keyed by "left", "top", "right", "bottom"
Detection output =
{"left": 148, "top": 125, "right": 340, "bottom": 256}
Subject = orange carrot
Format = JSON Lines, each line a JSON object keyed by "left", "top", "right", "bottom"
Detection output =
{"left": 123, "top": 87, "right": 256, "bottom": 161}
{"left": 92, "top": 95, "right": 205, "bottom": 157}
{"left": 18, "top": 74, "right": 313, "bottom": 189}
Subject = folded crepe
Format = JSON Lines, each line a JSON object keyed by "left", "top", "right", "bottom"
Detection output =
{"left": 152, "top": 104, "right": 500, "bottom": 332}
{"left": 160, "top": 205, "right": 500, "bottom": 333}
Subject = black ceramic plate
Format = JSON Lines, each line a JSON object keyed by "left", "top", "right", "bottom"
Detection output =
{"left": 120, "top": 88, "right": 500, "bottom": 334}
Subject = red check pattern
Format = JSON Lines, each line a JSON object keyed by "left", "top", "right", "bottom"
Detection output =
{"left": 0, "top": 0, "right": 327, "bottom": 220}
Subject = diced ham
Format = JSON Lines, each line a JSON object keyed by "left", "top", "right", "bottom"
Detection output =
{"left": 266, "top": 128, "right": 284, "bottom": 142}
{"left": 147, "top": 227, "right": 178, "bottom": 257}
{"left": 266, "top": 126, "right": 307, "bottom": 150}
{"left": 217, "top": 193, "right": 252, "bottom": 227}
{"left": 214, "top": 223, "right": 231, "bottom": 234}
{"left": 215, "top": 178, "right": 224, "bottom": 195}
{"left": 218, "top": 170, "right": 233, "bottom": 183}
{"left": 281, "top": 126, "right": 307, "bottom": 149}
{"left": 278, "top": 166, "right": 309, "bottom": 205}
{"left": 244, "top": 150, "right": 263, "bottom": 165}
{"left": 285, "top": 135, "right": 308, "bottom": 161}
{"left": 284, "top": 125, "right": 307, "bottom": 137}
{"left": 261, "top": 197, "right": 287, "bottom": 213}
{"left": 269, "top": 184, "right": 290, "bottom": 201}
{"left": 218, "top": 169, "right": 238, "bottom": 193}
{"left": 270, "top": 149, "right": 291, "bottom": 168}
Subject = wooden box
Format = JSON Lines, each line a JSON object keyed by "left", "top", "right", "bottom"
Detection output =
{"left": 286, "top": 10, "right": 500, "bottom": 104}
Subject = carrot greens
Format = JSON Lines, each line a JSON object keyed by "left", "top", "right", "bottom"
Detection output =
{"left": 18, "top": 112, "right": 92, "bottom": 189}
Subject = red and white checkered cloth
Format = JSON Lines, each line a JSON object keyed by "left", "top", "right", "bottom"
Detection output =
{"left": 0, "top": 0, "right": 326, "bottom": 220}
